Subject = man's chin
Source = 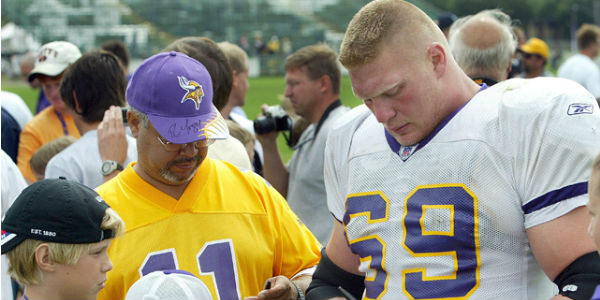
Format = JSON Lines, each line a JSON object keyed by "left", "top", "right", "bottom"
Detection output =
{"left": 160, "top": 167, "right": 198, "bottom": 185}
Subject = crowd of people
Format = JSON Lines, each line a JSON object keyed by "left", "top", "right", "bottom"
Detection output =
{"left": 2, "top": 0, "right": 600, "bottom": 299}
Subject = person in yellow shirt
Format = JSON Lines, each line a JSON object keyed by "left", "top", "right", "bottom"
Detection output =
{"left": 96, "top": 51, "right": 321, "bottom": 300}
{"left": 17, "top": 41, "right": 81, "bottom": 183}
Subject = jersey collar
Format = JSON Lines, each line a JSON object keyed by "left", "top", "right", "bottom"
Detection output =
{"left": 385, "top": 84, "right": 488, "bottom": 159}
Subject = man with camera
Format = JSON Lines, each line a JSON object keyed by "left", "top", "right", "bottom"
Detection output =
{"left": 256, "top": 44, "right": 350, "bottom": 244}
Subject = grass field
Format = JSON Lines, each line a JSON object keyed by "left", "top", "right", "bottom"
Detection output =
{"left": 2, "top": 75, "right": 363, "bottom": 162}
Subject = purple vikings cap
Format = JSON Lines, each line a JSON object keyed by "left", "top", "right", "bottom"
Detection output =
{"left": 126, "top": 51, "right": 229, "bottom": 144}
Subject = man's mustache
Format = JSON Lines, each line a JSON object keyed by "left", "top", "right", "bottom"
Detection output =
{"left": 166, "top": 156, "right": 203, "bottom": 168}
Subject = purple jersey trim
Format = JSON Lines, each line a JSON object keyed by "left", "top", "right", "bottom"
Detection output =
{"left": 522, "top": 181, "right": 588, "bottom": 214}
{"left": 385, "top": 84, "right": 488, "bottom": 156}
{"left": 591, "top": 285, "right": 600, "bottom": 300}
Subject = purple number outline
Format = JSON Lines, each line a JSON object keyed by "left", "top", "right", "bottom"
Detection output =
{"left": 197, "top": 239, "right": 241, "bottom": 300}
{"left": 402, "top": 184, "right": 481, "bottom": 300}
{"left": 138, "top": 240, "right": 241, "bottom": 300}
{"left": 344, "top": 192, "right": 390, "bottom": 300}
{"left": 139, "top": 248, "right": 179, "bottom": 277}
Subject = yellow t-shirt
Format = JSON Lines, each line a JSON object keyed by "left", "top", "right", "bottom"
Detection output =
{"left": 97, "top": 158, "right": 321, "bottom": 300}
{"left": 17, "top": 106, "right": 80, "bottom": 182}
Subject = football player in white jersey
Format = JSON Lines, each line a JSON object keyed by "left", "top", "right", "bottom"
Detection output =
{"left": 305, "top": 1, "right": 600, "bottom": 300}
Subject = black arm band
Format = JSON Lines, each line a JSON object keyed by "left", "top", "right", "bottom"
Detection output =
{"left": 306, "top": 248, "right": 365, "bottom": 300}
{"left": 554, "top": 251, "right": 600, "bottom": 300}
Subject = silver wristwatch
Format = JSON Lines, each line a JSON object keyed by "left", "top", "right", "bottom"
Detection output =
{"left": 101, "top": 160, "right": 123, "bottom": 176}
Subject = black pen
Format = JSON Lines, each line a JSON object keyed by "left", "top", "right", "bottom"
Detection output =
{"left": 338, "top": 286, "right": 357, "bottom": 300}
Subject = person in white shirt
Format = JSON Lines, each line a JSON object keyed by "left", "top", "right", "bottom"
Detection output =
{"left": 1, "top": 150, "right": 28, "bottom": 300}
{"left": 558, "top": 24, "right": 600, "bottom": 101}
{"left": 45, "top": 51, "right": 136, "bottom": 188}
{"left": 1, "top": 91, "right": 33, "bottom": 129}
{"left": 218, "top": 41, "right": 264, "bottom": 174}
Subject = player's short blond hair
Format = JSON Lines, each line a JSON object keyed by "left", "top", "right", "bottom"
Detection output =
{"left": 6, "top": 208, "right": 124, "bottom": 286}
{"left": 218, "top": 41, "right": 249, "bottom": 74}
{"left": 339, "top": 0, "right": 445, "bottom": 69}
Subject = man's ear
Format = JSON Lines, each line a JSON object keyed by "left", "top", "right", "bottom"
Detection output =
{"left": 72, "top": 91, "right": 83, "bottom": 113}
{"left": 231, "top": 70, "right": 239, "bottom": 89}
{"left": 318, "top": 74, "right": 332, "bottom": 93}
{"left": 428, "top": 42, "right": 447, "bottom": 78}
{"left": 34, "top": 244, "right": 56, "bottom": 272}
{"left": 128, "top": 111, "right": 140, "bottom": 138}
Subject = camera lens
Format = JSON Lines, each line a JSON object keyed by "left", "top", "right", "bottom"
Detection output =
{"left": 254, "top": 116, "right": 277, "bottom": 134}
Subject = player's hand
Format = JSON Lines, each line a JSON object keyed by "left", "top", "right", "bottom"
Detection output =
{"left": 243, "top": 275, "right": 297, "bottom": 300}
{"left": 98, "top": 105, "right": 127, "bottom": 166}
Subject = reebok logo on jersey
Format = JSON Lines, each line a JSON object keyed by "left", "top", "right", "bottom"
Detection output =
{"left": 567, "top": 103, "right": 593, "bottom": 115}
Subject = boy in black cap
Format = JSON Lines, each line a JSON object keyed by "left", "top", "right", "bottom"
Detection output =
{"left": 1, "top": 178, "right": 124, "bottom": 300}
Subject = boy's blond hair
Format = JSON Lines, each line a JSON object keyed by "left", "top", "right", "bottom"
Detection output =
{"left": 6, "top": 208, "right": 124, "bottom": 286}
{"left": 226, "top": 120, "right": 254, "bottom": 149}
{"left": 29, "top": 136, "right": 77, "bottom": 176}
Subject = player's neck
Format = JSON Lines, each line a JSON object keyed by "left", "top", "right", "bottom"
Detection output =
{"left": 580, "top": 48, "right": 596, "bottom": 59}
{"left": 76, "top": 119, "right": 101, "bottom": 135}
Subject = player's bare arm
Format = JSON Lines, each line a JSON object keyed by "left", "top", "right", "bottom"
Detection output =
{"left": 527, "top": 206, "right": 599, "bottom": 299}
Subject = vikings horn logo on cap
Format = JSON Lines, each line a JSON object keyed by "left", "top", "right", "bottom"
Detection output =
{"left": 178, "top": 76, "right": 204, "bottom": 110}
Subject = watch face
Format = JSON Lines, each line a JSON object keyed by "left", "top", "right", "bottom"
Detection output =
{"left": 102, "top": 161, "right": 115, "bottom": 175}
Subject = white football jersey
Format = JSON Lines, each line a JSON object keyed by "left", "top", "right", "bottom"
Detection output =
{"left": 325, "top": 77, "right": 600, "bottom": 300}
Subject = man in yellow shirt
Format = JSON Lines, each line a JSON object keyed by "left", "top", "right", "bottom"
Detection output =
{"left": 97, "top": 51, "right": 321, "bottom": 300}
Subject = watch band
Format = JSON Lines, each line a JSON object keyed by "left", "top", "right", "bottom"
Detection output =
{"left": 102, "top": 160, "right": 124, "bottom": 176}
{"left": 292, "top": 281, "right": 305, "bottom": 300}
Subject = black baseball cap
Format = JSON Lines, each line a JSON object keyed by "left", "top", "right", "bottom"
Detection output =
{"left": 1, "top": 178, "right": 114, "bottom": 254}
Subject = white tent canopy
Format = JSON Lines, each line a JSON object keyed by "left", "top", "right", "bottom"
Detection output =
{"left": 2, "top": 22, "right": 41, "bottom": 54}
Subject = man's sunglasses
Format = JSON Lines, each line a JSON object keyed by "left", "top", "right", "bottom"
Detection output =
{"left": 522, "top": 53, "right": 542, "bottom": 59}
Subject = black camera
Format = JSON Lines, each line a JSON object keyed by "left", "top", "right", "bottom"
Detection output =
{"left": 254, "top": 105, "right": 293, "bottom": 135}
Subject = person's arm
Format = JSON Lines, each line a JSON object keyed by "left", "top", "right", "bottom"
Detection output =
{"left": 17, "top": 125, "right": 41, "bottom": 184}
{"left": 527, "top": 206, "right": 599, "bottom": 300}
{"left": 98, "top": 106, "right": 128, "bottom": 182}
{"left": 246, "top": 221, "right": 363, "bottom": 300}
{"left": 306, "top": 221, "right": 365, "bottom": 300}
{"left": 255, "top": 104, "right": 289, "bottom": 197}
